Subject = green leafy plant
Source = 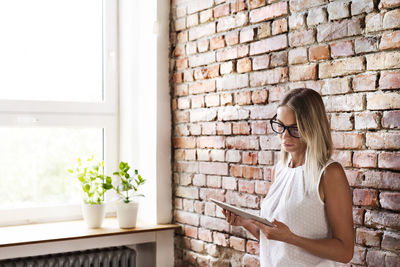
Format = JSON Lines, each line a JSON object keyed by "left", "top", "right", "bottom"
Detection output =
{"left": 68, "top": 156, "right": 113, "bottom": 204}
{"left": 113, "top": 161, "right": 146, "bottom": 203}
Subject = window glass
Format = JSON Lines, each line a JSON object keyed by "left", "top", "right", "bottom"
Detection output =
{"left": 0, "top": 0, "right": 103, "bottom": 102}
{"left": 0, "top": 127, "right": 103, "bottom": 209}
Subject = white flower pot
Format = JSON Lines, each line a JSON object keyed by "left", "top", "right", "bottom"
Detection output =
{"left": 82, "top": 203, "right": 106, "bottom": 228}
{"left": 116, "top": 201, "right": 139, "bottom": 229}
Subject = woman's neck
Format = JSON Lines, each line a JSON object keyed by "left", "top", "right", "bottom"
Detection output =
{"left": 289, "top": 152, "right": 305, "bottom": 168}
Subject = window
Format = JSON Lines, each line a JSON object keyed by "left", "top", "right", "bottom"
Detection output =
{"left": 0, "top": 0, "right": 118, "bottom": 226}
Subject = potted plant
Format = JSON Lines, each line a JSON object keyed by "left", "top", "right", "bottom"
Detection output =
{"left": 113, "top": 161, "right": 146, "bottom": 228}
{"left": 68, "top": 156, "right": 113, "bottom": 228}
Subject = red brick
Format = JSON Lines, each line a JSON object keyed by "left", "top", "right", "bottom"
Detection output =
{"left": 237, "top": 58, "right": 252, "bottom": 73}
{"left": 230, "top": 236, "right": 246, "bottom": 251}
{"left": 243, "top": 166, "right": 263, "bottom": 179}
{"left": 269, "top": 86, "right": 287, "bottom": 102}
{"left": 176, "top": 58, "right": 188, "bottom": 70}
{"left": 289, "top": 64, "right": 317, "bottom": 81}
{"left": 246, "top": 240, "right": 259, "bottom": 254}
{"left": 288, "top": 29, "right": 315, "bottom": 47}
{"left": 355, "top": 112, "right": 380, "bottom": 130}
{"left": 379, "top": 0, "right": 400, "bottom": 8}
{"left": 250, "top": 67, "right": 288, "bottom": 86}
{"left": 379, "top": 152, "right": 400, "bottom": 170}
{"left": 185, "top": 225, "right": 198, "bottom": 238}
{"left": 243, "top": 254, "right": 260, "bottom": 267}
{"left": 380, "top": 192, "right": 400, "bottom": 211}
{"left": 231, "top": 0, "right": 246, "bottom": 13}
{"left": 249, "top": 2, "right": 288, "bottom": 23}
{"left": 365, "top": 210, "right": 400, "bottom": 230}
{"left": 197, "top": 136, "right": 225, "bottom": 149}
{"left": 250, "top": 121, "right": 266, "bottom": 135}
{"left": 353, "top": 73, "right": 377, "bottom": 92}
{"left": 250, "top": 34, "right": 287, "bottom": 55}
{"left": 363, "top": 171, "right": 400, "bottom": 190}
{"left": 353, "top": 188, "right": 379, "bottom": 207}
{"left": 238, "top": 44, "right": 249, "bottom": 58}
{"left": 379, "top": 71, "right": 400, "bottom": 90}
{"left": 367, "top": 132, "right": 400, "bottom": 149}
{"left": 332, "top": 150, "right": 352, "bottom": 167}
{"left": 210, "top": 36, "right": 225, "bottom": 50}
{"left": 356, "top": 228, "right": 382, "bottom": 247}
{"left": 242, "top": 152, "right": 257, "bottom": 165}
{"left": 174, "top": 137, "right": 196, "bottom": 149}
{"left": 382, "top": 231, "right": 400, "bottom": 251}
{"left": 216, "top": 122, "right": 232, "bottom": 135}
{"left": 332, "top": 132, "right": 363, "bottom": 149}
{"left": 226, "top": 190, "right": 260, "bottom": 208}
{"left": 239, "top": 180, "right": 255, "bottom": 193}
{"left": 330, "top": 40, "right": 354, "bottom": 58}
{"left": 249, "top": 0, "right": 265, "bottom": 9}
{"left": 174, "top": 72, "right": 184, "bottom": 84}
{"left": 251, "top": 89, "right": 268, "bottom": 104}
{"left": 232, "top": 121, "right": 251, "bottom": 135}
{"left": 353, "top": 208, "right": 365, "bottom": 225}
{"left": 353, "top": 151, "right": 377, "bottom": 168}
{"left": 379, "top": 30, "right": 400, "bottom": 50}
{"left": 235, "top": 91, "right": 251, "bottom": 106}
{"left": 272, "top": 18, "right": 288, "bottom": 35}
{"left": 174, "top": 44, "right": 185, "bottom": 57}
{"left": 214, "top": 4, "right": 230, "bottom": 18}
{"left": 382, "top": 110, "right": 400, "bottom": 129}
{"left": 213, "top": 232, "right": 229, "bottom": 247}
{"left": 189, "top": 80, "right": 216, "bottom": 95}
{"left": 226, "top": 136, "right": 259, "bottom": 150}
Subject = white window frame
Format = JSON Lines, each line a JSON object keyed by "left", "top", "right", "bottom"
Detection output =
{"left": 0, "top": 0, "right": 119, "bottom": 226}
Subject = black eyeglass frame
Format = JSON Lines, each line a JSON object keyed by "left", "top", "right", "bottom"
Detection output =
{"left": 269, "top": 114, "right": 301, "bottom": 138}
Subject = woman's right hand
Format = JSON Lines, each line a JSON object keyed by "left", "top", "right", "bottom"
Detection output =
{"left": 222, "top": 209, "right": 252, "bottom": 227}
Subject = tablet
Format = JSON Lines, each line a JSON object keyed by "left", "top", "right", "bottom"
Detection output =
{"left": 210, "top": 198, "right": 275, "bottom": 227}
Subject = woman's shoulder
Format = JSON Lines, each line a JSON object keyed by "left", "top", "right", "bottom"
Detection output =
{"left": 322, "top": 161, "right": 348, "bottom": 187}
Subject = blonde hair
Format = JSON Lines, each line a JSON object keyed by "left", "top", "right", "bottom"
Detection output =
{"left": 279, "top": 88, "right": 333, "bottom": 194}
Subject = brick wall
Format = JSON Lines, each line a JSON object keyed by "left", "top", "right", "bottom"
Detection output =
{"left": 170, "top": 0, "right": 400, "bottom": 266}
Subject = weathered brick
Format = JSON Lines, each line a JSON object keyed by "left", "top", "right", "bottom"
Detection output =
{"left": 175, "top": 17, "right": 186, "bottom": 31}
{"left": 246, "top": 240, "right": 259, "bottom": 254}
{"left": 216, "top": 74, "right": 248, "bottom": 91}
{"left": 174, "top": 137, "right": 197, "bottom": 149}
{"left": 210, "top": 36, "right": 225, "bottom": 50}
{"left": 307, "top": 7, "right": 328, "bottom": 26}
{"left": 189, "top": 123, "right": 202, "bottom": 136}
{"left": 225, "top": 31, "right": 239, "bottom": 46}
{"left": 356, "top": 228, "right": 382, "bottom": 247}
{"left": 190, "top": 108, "right": 217, "bottom": 122}
{"left": 309, "top": 44, "right": 330, "bottom": 61}
{"left": 217, "top": 12, "right": 248, "bottom": 32}
{"left": 218, "top": 106, "right": 249, "bottom": 121}
{"left": 366, "top": 12, "right": 383, "bottom": 33}
{"left": 232, "top": 121, "right": 251, "bottom": 134}
{"left": 197, "top": 136, "right": 225, "bottom": 149}
{"left": 243, "top": 254, "right": 260, "bottom": 267}
{"left": 187, "top": 0, "right": 214, "bottom": 14}
{"left": 200, "top": 9, "right": 213, "bottom": 24}
{"left": 379, "top": 152, "right": 400, "bottom": 170}
{"left": 379, "top": 71, "right": 400, "bottom": 90}
{"left": 200, "top": 215, "right": 229, "bottom": 232}
{"left": 332, "top": 132, "right": 363, "bottom": 149}
{"left": 205, "top": 94, "right": 219, "bottom": 107}
{"left": 249, "top": 2, "right": 288, "bottom": 23}
{"left": 249, "top": 0, "right": 265, "bottom": 9}
{"left": 189, "top": 23, "right": 216, "bottom": 41}
{"left": 220, "top": 61, "right": 233, "bottom": 75}
{"left": 379, "top": 30, "right": 400, "bottom": 50}
{"left": 351, "top": 245, "right": 366, "bottom": 265}
{"left": 322, "top": 77, "right": 351, "bottom": 95}
{"left": 332, "top": 150, "right": 352, "bottom": 167}
{"left": 174, "top": 161, "right": 199, "bottom": 173}
{"left": 250, "top": 34, "right": 287, "bottom": 55}
{"left": 216, "top": 47, "right": 238, "bottom": 62}
{"left": 270, "top": 51, "right": 288, "bottom": 67}
{"left": 240, "top": 28, "right": 255, "bottom": 43}
{"left": 382, "top": 231, "right": 400, "bottom": 250}
{"left": 383, "top": 8, "right": 400, "bottom": 29}
{"left": 367, "top": 92, "right": 400, "bottom": 110}
{"left": 229, "top": 236, "right": 246, "bottom": 252}
{"left": 213, "top": 232, "right": 229, "bottom": 247}
{"left": 216, "top": 121, "right": 232, "bottom": 135}
{"left": 380, "top": 192, "right": 400, "bottom": 212}
{"left": 353, "top": 188, "right": 379, "bottom": 206}
{"left": 367, "top": 132, "right": 400, "bottom": 149}
{"left": 239, "top": 179, "right": 255, "bottom": 193}
{"left": 260, "top": 135, "right": 281, "bottom": 150}
{"left": 351, "top": 0, "right": 375, "bottom": 15}
{"left": 317, "top": 17, "right": 363, "bottom": 42}
{"left": 289, "top": 64, "right": 317, "bottom": 81}
{"left": 272, "top": 18, "right": 288, "bottom": 35}
{"left": 225, "top": 190, "right": 260, "bottom": 208}
{"left": 355, "top": 37, "right": 378, "bottom": 54}
{"left": 176, "top": 58, "right": 188, "bottom": 71}
{"left": 237, "top": 58, "right": 252, "bottom": 73}
{"left": 249, "top": 67, "right": 288, "bottom": 86}
{"left": 252, "top": 55, "right": 270, "bottom": 70}
{"left": 177, "top": 97, "right": 190, "bottom": 109}
{"left": 366, "top": 51, "right": 400, "bottom": 70}
{"left": 366, "top": 250, "right": 385, "bottom": 267}
{"left": 191, "top": 95, "right": 205, "bottom": 108}
{"left": 319, "top": 56, "right": 365, "bottom": 78}
{"left": 355, "top": 112, "right": 380, "bottom": 130}
{"left": 187, "top": 14, "right": 199, "bottom": 28}
{"left": 288, "top": 29, "right": 315, "bottom": 47}
{"left": 363, "top": 170, "right": 400, "bottom": 190}
{"left": 175, "top": 210, "right": 200, "bottom": 226}
{"left": 353, "top": 73, "right": 377, "bottom": 92}
{"left": 251, "top": 90, "right": 268, "bottom": 104}
{"left": 197, "top": 39, "right": 210, "bottom": 53}
{"left": 222, "top": 176, "right": 237, "bottom": 190}
{"left": 249, "top": 104, "right": 277, "bottom": 119}
{"left": 214, "top": 4, "right": 230, "bottom": 18}
{"left": 288, "top": 47, "right": 308, "bottom": 65}
{"left": 289, "top": 0, "right": 328, "bottom": 12}
{"left": 379, "top": 0, "right": 400, "bottom": 8}
{"left": 257, "top": 22, "right": 271, "bottom": 39}
{"left": 324, "top": 93, "right": 365, "bottom": 112}
{"left": 327, "top": 1, "right": 350, "bottom": 21}
{"left": 189, "top": 51, "right": 216, "bottom": 67}
{"left": 231, "top": 0, "right": 246, "bottom": 13}
{"left": 352, "top": 208, "right": 365, "bottom": 225}
{"left": 353, "top": 151, "right": 377, "bottom": 168}
{"left": 382, "top": 111, "right": 400, "bottom": 129}
{"left": 330, "top": 40, "right": 354, "bottom": 58}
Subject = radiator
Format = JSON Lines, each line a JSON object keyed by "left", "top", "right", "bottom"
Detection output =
{"left": 0, "top": 246, "right": 136, "bottom": 267}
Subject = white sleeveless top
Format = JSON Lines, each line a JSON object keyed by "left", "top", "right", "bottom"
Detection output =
{"left": 260, "top": 159, "right": 338, "bottom": 267}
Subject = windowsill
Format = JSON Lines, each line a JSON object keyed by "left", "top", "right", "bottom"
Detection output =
{"left": 0, "top": 217, "right": 179, "bottom": 248}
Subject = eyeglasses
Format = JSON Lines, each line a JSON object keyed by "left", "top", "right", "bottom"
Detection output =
{"left": 269, "top": 114, "right": 301, "bottom": 138}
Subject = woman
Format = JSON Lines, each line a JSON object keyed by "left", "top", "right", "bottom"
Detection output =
{"left": 223, "top": 88, "right": 354, "bottom": 266}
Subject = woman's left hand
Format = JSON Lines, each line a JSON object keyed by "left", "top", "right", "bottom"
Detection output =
{"left": 253, "top": 219, "right": 295, "bottom": 243}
